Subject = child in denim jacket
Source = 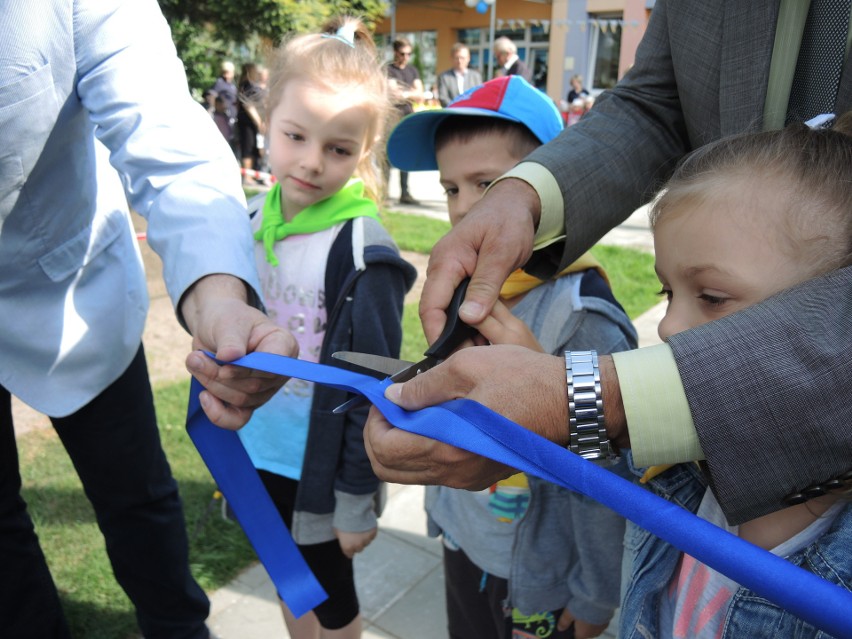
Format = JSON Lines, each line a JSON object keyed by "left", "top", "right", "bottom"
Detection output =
{"left": 620, "top": 115, "right": 852, "bottom": 639}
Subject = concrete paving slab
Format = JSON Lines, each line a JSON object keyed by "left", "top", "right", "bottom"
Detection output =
{"left": 635, "top": 300, "right": 667, "bottom": 348}
{"left": 206, "top": 485, "right": 444, "bottom": 638}
{"left": 386, "top": 169, "right": 447, "bottom": 221}
{"left": 363, "top": 623, "right": 398, "bottom": 638}
{"left": 376, "top": 485, "right": 439, "bottom": 556}
{"left": 208, "top": 564, "right": 285, "bottom": 638}
{"left": 367, "top": 564, "right": 448, "bottom": 639}
{"left": 600, "top": 204, "right": 654, "bottom": 253}
{"left": 355, "top": 529, "right": 443, "bottom": 618}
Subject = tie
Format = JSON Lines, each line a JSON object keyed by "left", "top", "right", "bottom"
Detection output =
{"left": 786, "top": 0, "right": 852, "bottom": 123}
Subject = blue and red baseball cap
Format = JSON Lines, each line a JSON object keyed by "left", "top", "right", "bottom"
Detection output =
{"left": 387, "top": 75, "right": 563, "bottom": 171}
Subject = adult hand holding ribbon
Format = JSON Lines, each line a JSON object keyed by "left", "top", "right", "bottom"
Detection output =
{"left": 187, "top": 352, "right": 852, "bottom": 636}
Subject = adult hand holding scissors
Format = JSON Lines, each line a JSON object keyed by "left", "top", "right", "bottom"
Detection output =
{"left": 420, "top": 178, "right": 541, "bottom": 342}
{"left": 364, "top": 345, "right": 629, "bottom": 488}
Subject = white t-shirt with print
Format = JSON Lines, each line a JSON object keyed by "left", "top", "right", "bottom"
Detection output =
{"left": 238, "top": 224, "right": 341, "bottom": 479}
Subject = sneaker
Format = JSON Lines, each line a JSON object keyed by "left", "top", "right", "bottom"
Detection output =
{"left": 399, "top": 192, "right": 420, "bottom": 205}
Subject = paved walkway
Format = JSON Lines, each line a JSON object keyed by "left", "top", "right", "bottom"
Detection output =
{"left": 208, "top": 169, "right": 662, "bottom": 638}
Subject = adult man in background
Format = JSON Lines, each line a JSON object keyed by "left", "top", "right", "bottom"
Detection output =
{"left": 210, "top": 60, "right": 238, "bottom": 121}
{"left": 366, "top": 0, "right": 852, "bottom": 527}
{"left": 493, "top": 36, "right": 533, "bottom": 82}
{"left": 387, "top": 37, "right": 426, "bottom": 205}
{"left": 437, "top": 43, "right": 483, "bottom": 106}
{"left": 0, "top": 1, "right": 295, "bottom": 637}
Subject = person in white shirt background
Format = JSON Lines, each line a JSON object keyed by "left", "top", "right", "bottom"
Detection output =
{"left": 492, "top": 36, "right": 532, "bottom": 83}
{"left": 0, "top": 1, "right": 295, "bottom": 637}
{"left": 437, "top": 43, "right": 484, "bottom": 106}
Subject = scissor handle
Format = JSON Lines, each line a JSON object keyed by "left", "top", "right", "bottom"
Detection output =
{"left": 423, "top": 277, "right": 478, "bottom": 359}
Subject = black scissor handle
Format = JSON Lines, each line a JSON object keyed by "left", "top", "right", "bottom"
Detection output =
{"left": 423, "top": 277, "right": 478, "bottom": 359}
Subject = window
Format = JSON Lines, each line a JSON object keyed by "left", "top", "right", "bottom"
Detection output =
{"left": 530, "top": 47, "right": 549, "bottom": 89}
{"left": 589, "top": 16, "right": 622, "bottom": 91}
{"left": 458, "top": 24, "right": 549, "bottom": 89}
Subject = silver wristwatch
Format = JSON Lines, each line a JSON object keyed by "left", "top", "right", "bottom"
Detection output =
{"left": 564, "top": 350, "right": 617, "bottom": 462}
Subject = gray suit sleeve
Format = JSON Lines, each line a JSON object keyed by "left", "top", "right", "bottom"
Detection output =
{"left": 669, "top": 266, "right": 852, "bottom": 525}
{"left": 524, "top": 0, "right": 692, "bottom": 273}
{"left": 469, "top": 70, "right": 483, "bottom": 91}
{"left": 519, "top": 0, "right": 850, "bottom": 523}
{"left": 438, "top": 72, "right": 452, "bottom": 107}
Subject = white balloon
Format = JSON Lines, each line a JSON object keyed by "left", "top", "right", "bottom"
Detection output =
{"left": 464, "top": 0, "right": 478, "bottom": 7}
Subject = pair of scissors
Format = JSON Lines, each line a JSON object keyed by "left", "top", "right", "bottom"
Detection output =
{"left": 332, "top": 277, "right": 477, "bottom": 413}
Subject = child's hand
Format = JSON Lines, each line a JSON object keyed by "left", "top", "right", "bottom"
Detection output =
{"left": 557, "top": 608, "right": 610, "bottom": 639}
{"left": 474, "top": 299, "right": 544, "bottom": 352}
{"left": 334, "top": 527, "right": 377, "bottom": 559}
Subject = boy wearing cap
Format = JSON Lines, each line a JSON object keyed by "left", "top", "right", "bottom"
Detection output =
{"left": 387, "top": 76, "right": 636, "bottom": 639}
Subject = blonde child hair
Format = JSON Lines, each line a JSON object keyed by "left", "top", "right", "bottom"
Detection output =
{"left": 260, "top": 16, "right": 393, "bottom": 203}
{"left": 650, "top": 113, "right": 852, "bottom": 277}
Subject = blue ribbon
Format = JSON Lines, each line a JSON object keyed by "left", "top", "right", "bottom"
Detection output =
{"left": 188, "top": 353, "right": 852, "bottom": 637}
{"left": 186, "top": 379, "right": 327, "bottom": 617}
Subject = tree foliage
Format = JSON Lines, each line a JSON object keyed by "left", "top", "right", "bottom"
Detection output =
{"left": 158, "top": 0, "right": 390, "bottom": 96}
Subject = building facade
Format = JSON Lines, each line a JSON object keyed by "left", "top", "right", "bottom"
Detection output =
{"left": 375, "top": 0, "right": 653, "bottom": 106}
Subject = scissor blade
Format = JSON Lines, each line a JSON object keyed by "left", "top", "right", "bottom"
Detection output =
{"left": 332, "top": 395, "right": 369, "bottom": 414}
{"left": 331, "top": 355, "right": 441, "bottom": 414}
{"left": 331, "top": 351, "right": 442, "bottom": 414}
{"left": 331, "top": 352, "right": 414, "bottom": 378}
{"left": 388, "top": 356, "right": 441, "bottom": 383}
{"left": 331, "top": 352, "right": 415, "bottom": 414}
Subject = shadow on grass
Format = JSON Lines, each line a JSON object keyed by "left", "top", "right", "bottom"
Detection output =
{"left": 57, "top": 597, "right": 138, "bottom": 639}
{"left": 20, "top": 408, "right": 258, "bottom": 638}
{"left": 24, "top": 484, "right": 98, "bottom": 526}
{"left": 23, "top": 476, "right": 256, "bottom": 638}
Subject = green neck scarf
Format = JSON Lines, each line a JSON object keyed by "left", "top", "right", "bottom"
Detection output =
{"left": 254, "top": 178, "right": 380, "bottom": 266}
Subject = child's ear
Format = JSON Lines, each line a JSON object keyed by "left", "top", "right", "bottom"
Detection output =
{"left": 368, "top": 131, "right": 384, "bottom": 153}
{"left": 360, "top": 132, "right": 381, "bottom": 160}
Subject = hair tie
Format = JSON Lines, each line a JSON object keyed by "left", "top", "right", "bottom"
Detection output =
{"left": 804, "top": 113, "right": 835, "bottom": 129}
{"left": 321, "top": 23, "right": 356, "bottom": 48}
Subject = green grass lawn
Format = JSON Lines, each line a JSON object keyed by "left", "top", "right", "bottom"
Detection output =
{"left": 19, "top": 210, "right": 660, "bottom": 637}
{"left": 381, "top": 210, "right": 452, "bottom": 254}
{"left": 19, "top": 382, "right": 255, "bottom": 639}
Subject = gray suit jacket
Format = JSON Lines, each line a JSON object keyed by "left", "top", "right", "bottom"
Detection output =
{"left": 506, "top": 57, "right": 533, "bottom": 83}
{"left": 526, "top": 0, "right": 852, "bottom": 524}
{"left": 437, "top": 68, "right": 484, "bottom": 106}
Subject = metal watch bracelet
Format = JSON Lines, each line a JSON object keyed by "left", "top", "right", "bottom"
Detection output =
{"left": 564, "top": 350, "right": 617, "bottom": 462}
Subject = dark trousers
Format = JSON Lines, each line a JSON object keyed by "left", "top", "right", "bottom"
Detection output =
{"left": 0, "top": 346, "right": 209, "bottom": 639}
{"left": 443, "top": 545, "right": 575, "bottom": 639}
{"left": 400, "top": 170, "right": 410, "bottom": 196}
{"left": 257, "top": 471, "right": 359, "bottom": 629}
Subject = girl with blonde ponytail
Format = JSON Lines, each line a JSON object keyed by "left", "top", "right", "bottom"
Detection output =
{"left": 238, "top": 16, "right": 416, "bottom": 639}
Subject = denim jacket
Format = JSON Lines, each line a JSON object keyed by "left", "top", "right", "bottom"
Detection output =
{"left": 619, "top": 453, "right": 852, "bottom": 639}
